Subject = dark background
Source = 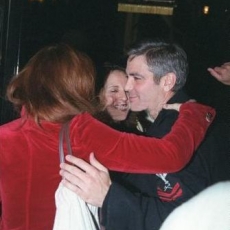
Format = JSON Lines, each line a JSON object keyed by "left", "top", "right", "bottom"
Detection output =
{"left": 0, "top": 0, "right": 230, "bottom": 125}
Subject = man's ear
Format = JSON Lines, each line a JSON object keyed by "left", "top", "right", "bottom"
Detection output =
{"left": 160, "top": 73, "right": 176, "bottom": 92}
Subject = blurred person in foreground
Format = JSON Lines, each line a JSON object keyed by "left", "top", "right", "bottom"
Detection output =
{"left": 159, "top": 181, "right": 230, "bottom": 230}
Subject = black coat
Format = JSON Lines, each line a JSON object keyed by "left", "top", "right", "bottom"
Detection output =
{"left": 101, "top": 90, "right": 230, "bottom": 230}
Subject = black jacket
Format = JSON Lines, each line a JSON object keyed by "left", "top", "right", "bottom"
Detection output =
{"left": 101, "top": 90, "right": 230, "bottom": 230}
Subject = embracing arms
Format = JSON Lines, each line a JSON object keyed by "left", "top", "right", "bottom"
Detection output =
{"left": 73, "top": 102, "right": 215, "bottom": 173}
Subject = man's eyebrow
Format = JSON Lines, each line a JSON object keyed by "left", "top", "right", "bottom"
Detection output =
{"left": 128, "top": 72, "right": 144, "bottom": 78}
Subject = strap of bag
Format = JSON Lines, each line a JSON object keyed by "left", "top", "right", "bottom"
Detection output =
{"left": 59, "top": 122, "right": 72, "bottom": 163}
{"left": 57, "top": 121, "right": 100, "bottom": 230}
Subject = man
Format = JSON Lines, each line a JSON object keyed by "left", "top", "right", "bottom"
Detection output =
{"left": 60, "top": 40, "right": 229, "bottom": 230}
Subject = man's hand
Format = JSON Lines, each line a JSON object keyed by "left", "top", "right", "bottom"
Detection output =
{"left": 163, "top": 100, "right": 196, "bottom": 112}
{"left": 60, "top": 153, "right": 112, "bottom": 207}
{"left": 163, "top": 103, "right": 181, "bottom": 111}
{"left": 208, "top": 62, "right": 230, "bottom": 86}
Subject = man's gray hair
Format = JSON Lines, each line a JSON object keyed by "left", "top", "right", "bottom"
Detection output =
{"left": 127, "top": 40, "right": 189, "bottom": 92}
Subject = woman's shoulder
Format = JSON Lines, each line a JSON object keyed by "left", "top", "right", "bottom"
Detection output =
{"left": 0, "top": 118, "right": 23, "bottom": 132}
{"left": 71, "top": 112, "right": 94, "bottom": 124}
{"left": 70, "top": 112, "right": 104, "bottom": 131}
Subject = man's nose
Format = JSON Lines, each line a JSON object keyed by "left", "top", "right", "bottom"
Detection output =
{"left": 124, "top": 77, "right": 133, "bottom": 92}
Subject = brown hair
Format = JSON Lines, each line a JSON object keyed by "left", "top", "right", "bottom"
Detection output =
{"left": 7, "top": 44, "right": 96, "bottom": 123}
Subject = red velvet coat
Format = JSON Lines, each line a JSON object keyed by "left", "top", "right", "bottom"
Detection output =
{"left": 0, "top": 103, "right": 215, "bottom": 230}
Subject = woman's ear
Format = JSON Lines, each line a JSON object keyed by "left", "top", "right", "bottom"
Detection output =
{"left": 160, "top": 73, "right": 177, "bottom": 92}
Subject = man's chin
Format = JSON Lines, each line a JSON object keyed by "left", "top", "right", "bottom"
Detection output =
{"left": 130, "top": 105, "right": 146, "bottom": 112}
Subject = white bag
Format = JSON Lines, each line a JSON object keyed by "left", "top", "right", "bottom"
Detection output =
{"left": 53, "top": 182, "right": 99, "bottom": 230}
{"left": 53, "top": 122, "right": 100, "bottom": 230}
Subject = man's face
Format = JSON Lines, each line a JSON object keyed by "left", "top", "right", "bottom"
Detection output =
{"left": 125, "top": 55, "right": 167, "bottom": 117}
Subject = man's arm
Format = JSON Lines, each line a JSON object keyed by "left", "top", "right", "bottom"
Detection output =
{"left": 101, "top": 182, "right": 168, "bottom": 230}
{"left": 60, "top": 154, "right": 189, "bottom": 230}
{"left": 60, "top": 154, "right": 153, "bottom": 230}
{"left": 208, "top": 62, "right": 230, "bottom": 85}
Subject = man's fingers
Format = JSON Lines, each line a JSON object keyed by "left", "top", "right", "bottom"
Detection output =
{"left": 60, "top": 154, "right": 111, "bottom": 207}
{"left": 89, "top": 153, "right": 108, "bottom": 172}
{"left": 60, "top": 166, "right": 85, "bottom": 187}
{"left": 163, "top": 103, "right": 181, "bottom": 111}
{"left": 61, "top": 179, "right": 87, "bottom": 199}
{"left": 187, "top": 99, "right": 196, "bottom": 103}
{"left": 61, "top": 179, "right": 80, "bottom": 193}
{"left": 65, "top": 155, "right": 93, "bottom": 172}
{"left": 163, "top": 100, "right": 196, "bottom": 112}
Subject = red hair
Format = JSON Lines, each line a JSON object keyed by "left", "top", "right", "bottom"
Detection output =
{"left": 7, "top": 44, "right": 96, "bottom": 123}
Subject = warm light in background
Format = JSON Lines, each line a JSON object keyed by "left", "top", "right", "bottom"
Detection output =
{"left": 28, "top": 0, "right": 44, "bottom": 2}
{"left": 28, "top": 0, "right": 60, "bottom": 2}
{"left": 203, "top": 5, "right": 209, "bottom": 15}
